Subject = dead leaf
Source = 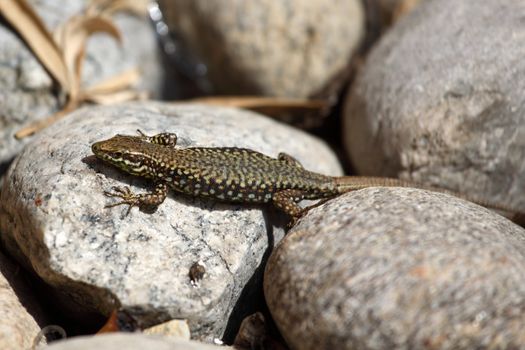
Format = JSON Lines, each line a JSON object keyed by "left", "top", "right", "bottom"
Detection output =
{"left": 84, "top": 89, "right": 147, "bottom": 105}
{"left": 60, "top": 15, "right": 122, "bottom": 99}
{"left": 180, "top": 96, "right": 330, "bottom": 128}
{"left": 87, "top": 0, "right": 149, "bottom": 17}
{"left": 15, "top": 101, "right": 77, "bottom": 139}
{"left": 81, "top": 68, "right": 141, "bottom": 96}
{"left": 6, "top": 0, "right": 144, "bottom": 139}
{"left": 188, "top": 96, "right": 327, "bottom": 110}
{"left": 0, "top": 0, "right": 70, "bottom": 91}
{"left": 97, "top": 309, "right": 140, "bottom": 333}
{"left": 188, "top": 96, "right": 327, "bottom": 120}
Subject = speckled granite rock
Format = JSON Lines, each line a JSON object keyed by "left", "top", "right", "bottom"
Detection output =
{"left": 45, "top": 333, "right": 232, "bottom": 350}
{"left": 0, "top": 0, "right": 162, "bottom": 169}
{"left": 265, "top": 187, "right": 525, "bottom": 349}
{"left": 159, "top": 0, "right": 364, "bottom": 97}
{"left": 0, "top": 102, "right": 342, "bottom": 341}
{"left": 344, "top": 0, "right": 525, "bottom": 212}
{"left": 0, "top": 252, "right": 45, "bottom": 350}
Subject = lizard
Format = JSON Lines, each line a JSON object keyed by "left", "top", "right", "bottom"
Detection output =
{"left": 91, "top": 131, "right": 524, "bottom": 224}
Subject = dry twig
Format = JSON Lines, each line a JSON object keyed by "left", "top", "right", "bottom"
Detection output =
{"left": 0, "top": 0, "right": 146, "bottom": 138}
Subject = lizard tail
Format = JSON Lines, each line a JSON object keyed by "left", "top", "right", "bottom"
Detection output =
{"left": 333, "top": 176, "right": 449, "bottom": 193}
{"left": 333, "top": 176, "right": 525, "bottom": 225}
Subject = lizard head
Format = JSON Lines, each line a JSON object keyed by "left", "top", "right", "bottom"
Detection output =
{"left": 91, "top": 135, "right": 156, "bottom": 177}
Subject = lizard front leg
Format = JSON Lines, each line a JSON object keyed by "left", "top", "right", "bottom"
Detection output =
{"left": 136, "top": 130, "right": 178, "bottom": 147}
{"left": 104, "top": 182, "right": 168, "bottom": 215}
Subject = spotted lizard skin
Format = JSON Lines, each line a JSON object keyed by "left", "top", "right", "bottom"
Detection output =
{"left": 91, "top": 132, "right": 524, "bottom": 221}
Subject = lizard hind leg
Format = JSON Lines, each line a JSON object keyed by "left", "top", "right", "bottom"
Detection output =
{"left": 272, "top": 189, "right": 306, "bottom": 219}
{"left": 137, "top": 130, "right": 178, "bottom": 147}
{"left": 277, "top": 152, "right": 304, "bottom": 168}
{"left": 273, "top": 189, "right": 338, "bottom": 227}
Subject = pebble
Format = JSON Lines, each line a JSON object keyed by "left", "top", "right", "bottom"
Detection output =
{"left": 159, "top": 0, "right": 364, "bottom": 97}
{"left": 265, "top": 187, "right": 525, "bottom": 349}
{"left": 344, "top": 0, "right": 525, "bottom": 212}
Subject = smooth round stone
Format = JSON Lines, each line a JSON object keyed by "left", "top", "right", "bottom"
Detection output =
{"left": 0, "top": 102, "right": 342, "bottom": 341}
{"left": 344, "top": 0, "right": 525, "bottom": 212}
{"left": 265, "top": 187, "right": 525, "bottom": 349}
{"left": 159, "top": 0, "right": 365, "bottom": 97}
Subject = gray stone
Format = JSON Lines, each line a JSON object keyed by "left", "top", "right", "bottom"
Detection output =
{"left": 344, "top": 0, "right": 525, "bottom": 212}
{"left": 0, "top": 252, "right": 45, "bottom": 350}
{"left": 265, "top": 187, "right": 525, "bottom": 349}
{"left": 159, "top": 0, "right": 364, "bottom": 97}
{"left": 143, "top": 319, "right": 190, "bottom": 339}
{"left": 0, "top": 0, "right": 162, "bottom": 167}
{"left": 0, "top": 102, "right": 342, "bottom": 341}
{"left": 45, "top": 333, "right": 232, "bottom": 350}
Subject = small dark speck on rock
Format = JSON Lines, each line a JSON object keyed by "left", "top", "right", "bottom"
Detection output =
{"left": 189, "top": 261, "right": 206, "bottom": 285}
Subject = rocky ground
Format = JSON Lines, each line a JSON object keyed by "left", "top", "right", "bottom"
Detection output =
{"left": 1, "top": 0, "right": 525, "bottom": 349}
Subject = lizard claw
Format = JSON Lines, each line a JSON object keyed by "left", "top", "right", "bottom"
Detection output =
{"left": 103, "top": 186, "right": 139, "bottom": 215}
{"left": 104, "top": 201, "right": 136, "bottom": 216}
{"left": 285, "top": 206, "right": 315, "bottom": 229}
{"left": 286, "top": 217, "right": 298, "bottom": 230}
{"left": 105, "top": 186, "right": 132, "bottom": 197}
{"left": 136, "top": 129, "right": 147, "bottom": 138}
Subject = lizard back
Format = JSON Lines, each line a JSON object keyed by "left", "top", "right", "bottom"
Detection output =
{"left": 160, "top": 147, "right": 338, "bottom": 203}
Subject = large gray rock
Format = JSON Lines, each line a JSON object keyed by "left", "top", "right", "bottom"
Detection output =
{"left": 344, "top": 0, "right": 525, "bottom": 212}
{"left": 0, "top": 102, "right": 342, "bottom": 341}
{"left": 0, "top": 252, "right": 45, "bottom": 350}
{"left": 159, "top": 0, "right": 364, "bottom": 97}
{"left": 0, "top": 0, "right": 162, "bottom": 168}
{"left": 265, "top": 187, "right": 525, "bottom": 349}
{"left": 45, "top": 333, "right": 232, "bottom": 350}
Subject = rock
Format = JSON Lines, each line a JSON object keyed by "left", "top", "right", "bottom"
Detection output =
{"left": 0, "top": 0, "right": 162, "bottom": 169}
{"left": 143, "top": 319, "right": 190, "bottom": 339}
{"left": 0, "top": 102, "right": 342, "bottom": 341}
{"left": 0, "top": 252, "right": 45, "bottom": 349}
{"left": 159, "top": 0, "right": 364, "bottom": 97}
{"left": 233, "top": 312, "right": 266, "bottom": 349}
{"left": 265, "top": 187, "right": 525, "bottom": 349}
{"left": 344, "top": 0, "right": 525, "bottom": 212}
{"left": 45, "top": 333, "right": 232, "bottom": 350}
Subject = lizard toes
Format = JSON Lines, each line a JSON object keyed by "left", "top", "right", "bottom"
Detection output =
{"left": 111, "top": 186, "right": 131, "bottom": 195}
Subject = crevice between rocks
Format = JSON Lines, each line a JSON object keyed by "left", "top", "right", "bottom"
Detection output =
{"left": 221, "top": 208, "right": 285, "bottom": 345}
